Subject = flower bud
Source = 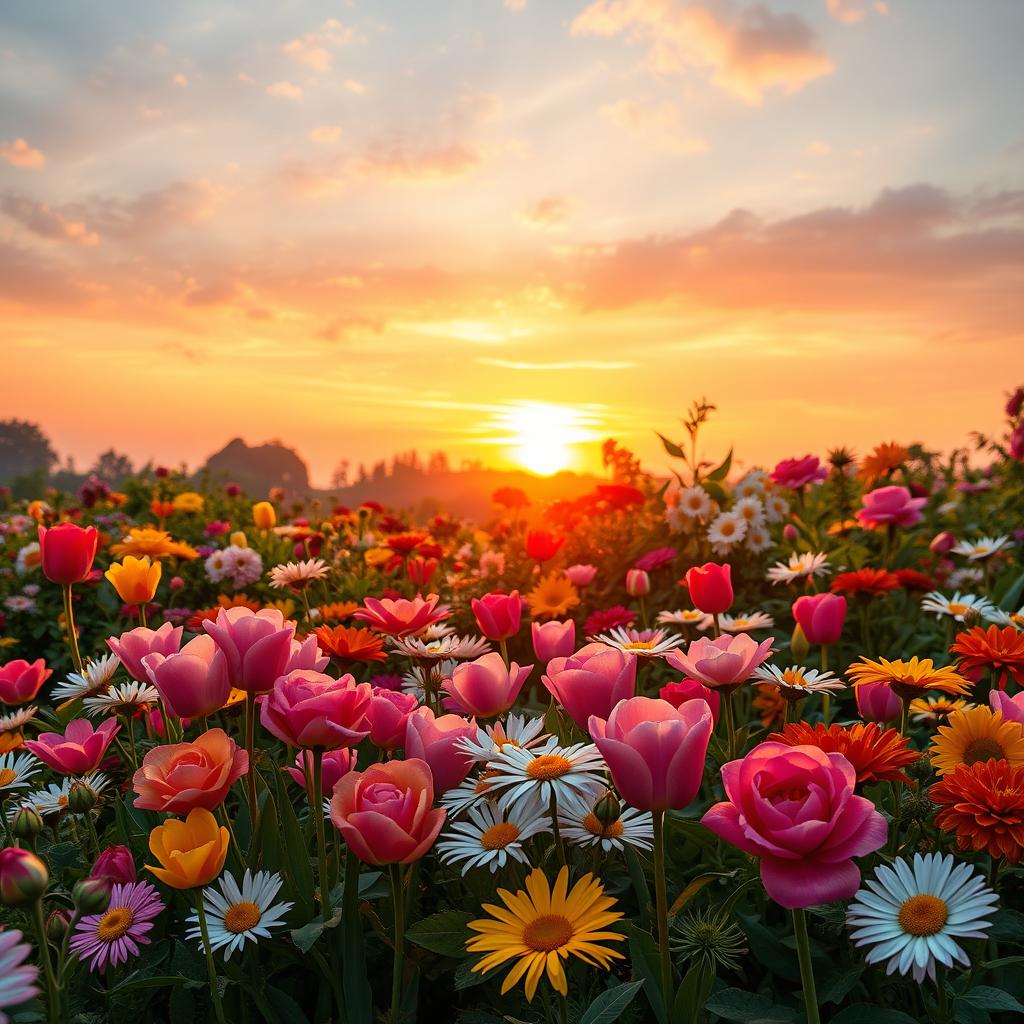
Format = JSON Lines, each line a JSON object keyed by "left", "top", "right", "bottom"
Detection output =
{"left": 0, "top": 847, "right": 50, "bottom": 906}
{"left": 594, "top": 792, "right": 621, "bottom": 827}
{"left": 46, "top": 908, "right": 71, "bottom": 942}
{"left": 72, "top": 877, "right": 111, "bottom": 914}
{"left": 782, "top": 524, "right": 798, "bottom": 544}
{"left": 790, "top": 623, "right": 810, "bottom": 661}
{"left": 67, "top": 780, "right": 97, "bottom": 814}
{"left": 625, "top": 569, "right": 650, "bottom": 597}
{"left": 961, "top": 607, "right": 982, "bottom": 629}
{"left": 929, "top": 531, "right": 956, "bottom": 555}
{"left": 11, "top": 807, "right": 44, "bottom": 840}
{"left": 230, "top": 531, "right": 248, "bottom": 548}
{"left": 252, "top": 501, "right": 276, "bottom": 530}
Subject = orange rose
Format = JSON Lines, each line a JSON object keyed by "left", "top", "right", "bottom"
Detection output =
{"left": 132, "top": 728, "right": 248, "bottom": 814}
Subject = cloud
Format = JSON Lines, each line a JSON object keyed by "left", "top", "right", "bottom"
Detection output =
{"left": 317, "top": 315, "right": 385, "bottom": 342}
{"left": 344, "top": 79, "right": 368, "bottom": 96}
{"left": 600, "top": 99, "right": 710, "bottom": 154}
{"left": 283, "top": 19, "right": 353, "bottom": 72}
{"left": 505, "top": 0, "right": 528, "bottom": 10}
{"left": 266, "top": 81, "right": 303, "bottom": 100}
{"left": 521, "top": 196, "right": 573, "bottom": 230}
{"left": 1, "top": 195, "right": 99, "bottom": 246}
{"left": 572, "top": 1, "right": 834, "bottom": 104}
{"left": 1, "top": 138, "right": 46, "bottom": 169}
{"left": 356, "top": 141, "right": 484, "bottom": 184}
{"left": 172, "top": 73, "right": 189, "bottom": 87}
{"left": 826, "top": 0, "right": 888, "bottom": 24}
{"left": 805, "top": 140, "right": 832, "bottom": 156}
{"left": 309, "top": 125, "right": 343, "bottom": 144}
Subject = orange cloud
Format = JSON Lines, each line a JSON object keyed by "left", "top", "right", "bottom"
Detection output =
{"left": 309, "top": 125, "right": 343, "bottom": 144}
{"left": 827, "top": 0, "right": 888, "bottom": 24}
{"left": 283, "top": 19, "right": 353, "bottom": 72}
{"left": 521, "top": 196, "right": 573, "bottom": 231}
{"left": 600, "top": 99, "right": 710, "bottom": 154}
{"left": 1, "top": 138, "right": 46, "bottom": 169}
{"left": 1, "top": 196, "right": 99, "bottom": 246}
{"left": 355, "top": 141, "right": 483, "bottom": 185}
{"left": 266, "top": 81, "right": 303, "bottom": 100}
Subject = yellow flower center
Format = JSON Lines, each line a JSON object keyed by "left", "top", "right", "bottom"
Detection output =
{"left": 947, "top": 603, "right": 968, "bottom": 615}
{"left": 583, "top": 813, "right": 625, "bottom": 839}
{"left": 523, "top": 913, "right": 573, "bottom": 952}
{"left": 625, "top": 641, "right": 658, "bottom": 651}
{"left": 898, "top": 894, "right": 948, "bottom": 936}
{"left": 963, "top": 738, "right": 1005, "bottom": 766}
{"left": 720, "top": 522, "right": 736, "bottom": 537}
{"left": 975, "top": 546, "right": 989, "bottom": 554}
{"left": 732, "top": 619, "right": 751, "bottom": 629}
{"left": 780, "top": 669, "right": 809, "bottom": 688}
{"left": 480, "top": 822, "right": 520, "bottom": 850}
{"left": 97, "top": 907, "right": 134, "bottom": 942}
{"left": 0, "top": 768, "right": 17, "bottom": 787}
{"left": 58, "top": 795, "right": 68, "bottom": 807}
{"left": 526, "top": 755, "right": 573, "bottom": 780}
{"left": 224, "top": 901, "right": 262, "bottom": 933}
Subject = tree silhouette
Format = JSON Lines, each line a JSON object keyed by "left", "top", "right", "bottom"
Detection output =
{"left": 90, "top": 449, "right": 135, "bottom": 485}
{"left": 0, "top": 420, "right": 57, "bottom": 483}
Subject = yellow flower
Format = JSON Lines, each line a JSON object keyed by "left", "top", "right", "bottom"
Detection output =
{"left": 146, "top": 808, "right": 229, "bottom": 889}
{"left": 230, "top": 531, "right": 248, "bottom": 548}
{"left": 264, "top": 598, "right": 297, "bottom": 619}
{"left": 27, "top": 500, "right": 51, "bottom": 522}
{"left": 172, "top": 491, "right": 205, "bottom": 514}
{"left": 467, "top": 867, "right": 624, "bottom": 1001}
{"left": 930, "top": 706, "right": 1024, "bottom": 776}
{"left": 105, "top": 556, "right": 161, "bottom": 606}
{"left": 847, "top": 656, "right": 971, "bottom": 701}
{"left": 252, "top": 501, "right": 277, "bottom": 530}
{"left": 364, "top": 547, "right": 392, "bottom": 568}
{"left": 110, "top": 528, "right": 198, "bottom": 561}
{"left": 526, "top": 573, "right": 580, "bottom": 620}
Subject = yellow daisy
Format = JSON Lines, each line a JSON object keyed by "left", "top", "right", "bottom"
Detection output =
{"left": 467, "top": 867, "right": 624, "bottom": 1001}
{"left": 110, "top": 528, "right": 198, "bottom": 561}
{"left": 847, "top": 656, "right": 971, "bottom": 701}
{"left": 930, "top": 706, "right": 1024, "bottom": 776}
{"left": 526, "top": 573, "right": 580, "bottom": 620}
{"left": 909, "top": 696, "right": 971, "bottom": 727}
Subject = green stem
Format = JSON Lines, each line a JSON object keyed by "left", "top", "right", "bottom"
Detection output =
{"left": 32, "top": 899, "right": 59, "bottom": 1024}
{"left": 195, "top": 894, "right": 227, "bottom": 1024}
{"left": 899, "top": 697, "right": 910, "bottom": 738}
{"left": 390, "top": 863, "right": 407, "bottom": 1024}
{"left": 138, "top": 603, "right": 148, "bottom": 629}
{"left": 312, "top": 747, "right": 332, "bottom": 917}
{"left": 499, "top": 638, "right": 510, "bottom": 669}
{"left": 61, "top": 584, "right": 83, "bottom": 676}
{"left": 549, "top": 793, "right": 566, "bottom": 868}
{"left": 723, "top": 689, "right": 737, "bottom": 761}
{"left": 652, "top": 808, "right": 672, "bottom": 1017}
{"left": 792, "top": 909, "right": 821, "bottom": 1024}
{"left": 244, "top": 692, "right": 259, "bottom": 858}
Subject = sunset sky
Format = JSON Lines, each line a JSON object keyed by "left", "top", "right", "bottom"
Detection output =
{"left": 2, "top": 1, "right": 1023, "bottom": 485}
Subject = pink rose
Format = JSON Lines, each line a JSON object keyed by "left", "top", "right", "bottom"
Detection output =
{"left": 203, "top": 607, "right": 295, "bottom": 694}
{"left": 659, "top": 679, "right": 721, "bottom": 724}
{"left": 366, "top": 688, "right": 419, "bottom": 751}
{"left": 856, "top": 486, "right": 927, "bottom": 529}
{"left": 290, "top": 748, "right": 355, "bottom": 794}
{"left": 106, "top": 622, "right": 183, "bottom": 682}
{"left": 142, "top": 634, "right": 230, "bottom": 719}
{"left": 771, "top": 456, "right": 827, "bottom": 491}
{"left": 260, "top": 670, "right": 371, "bottom": 749}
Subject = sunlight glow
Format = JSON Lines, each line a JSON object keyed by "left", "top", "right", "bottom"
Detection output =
{"left": 500, "top": 402, "right": 589, "bottom": 476}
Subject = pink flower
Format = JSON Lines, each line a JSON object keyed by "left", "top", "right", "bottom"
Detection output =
{"left": 625, "top": 569, "right": 650, "bottom": 597}
{"left": 589, "top": 696, "right": 713, "bottom": 811}
{"left": 667, "top": 634, "right": 773, "bottom": 692}
{"left": 565, "top": 564, "right": 597, "bottom": 587}
{"left": 659, "top": 679, "right": 721, "bottom": 724}
{"left": 990, "top": 690, "right": 1024, "bottom": 725}
{"left": 260, "top": 670, "right": 372, "bottom": 749}
{"left": 403, "top": 707, "right": 476, "bottom": 794}
{"left": 683, "top": 563, "right": 733, "bottom": 615}
{"left": 470, "top": 592, "right": 522, "bottom": 641}
{"left": 531, "top": 620, "right": 576, "bottom": 662}
{"left": 202, "top": 607, "right": 296, "bottom": 694}
{"left": 634, "top": 547, "right": 676, "bottom": 573}
{"left": 353, "top": 594, "right": 449, "bottom": 637}
{"left": 0, "top": 658, "right": 51, "bottom": 705}
{"left": 25, "top": 718, "right": 120, "bottom": 775}
{"left": 542, "top": 642, "right": 636, "bottom": 733}
{"left": 792, "top": 594, "right": 847, "bottom": 647}
{"left": 856, "top": 486, "right": 927, "bottom": 529}
{"left": 106, "top": 623, "right": 183, "bottom": 683}
{"left": 142, "top": 634, "right": 231, "bottom": 719}
{"left": 366, "top": 688, "right": 419, "bottom": 750}
{"left": 929, "top": 531, "right": 956, "bottom": 555}
{"left": 283, "top": 634, "right": 330, "bottom": 675}
{"left": 702, "top": 742, "right": 888, "bottom": 908}
{"left": 289, "top": 748, "right": 355, "bottom": 794}
{"left": 855, "top": 680, "right": 902, "bottom": 724}
{"left": 443, "top": 653, "right": 533, "bottom": 718}
{"left": 771, "top": 455, "right": 828, "bottom": 491}
{"left": 89, "top": 846, "right": 136, "bottom": 887}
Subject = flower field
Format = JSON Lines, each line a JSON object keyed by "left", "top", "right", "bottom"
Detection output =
{"left": 0, "top": 393, "right": 1023, "bottom": 1024}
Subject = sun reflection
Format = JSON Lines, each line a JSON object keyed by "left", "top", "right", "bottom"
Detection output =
{"left": 495, "top": 402, "right": 597, "bottom": 476}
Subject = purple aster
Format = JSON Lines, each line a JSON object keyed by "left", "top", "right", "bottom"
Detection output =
{"left": 69, "top": 880, "right": 164, "bottom": 972}
{"left": 0, "top": 927, "right": 39, "bottom": 1023}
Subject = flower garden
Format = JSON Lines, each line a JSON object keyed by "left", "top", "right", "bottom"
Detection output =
{"left": 0, "top": 392, "right": 1023, "bottom": 1024}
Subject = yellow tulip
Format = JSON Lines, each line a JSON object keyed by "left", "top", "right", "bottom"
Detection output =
{"left": 172, "top": 491, "right": 205, "bottom": 514}
{"left": 146, "top": 808, "right": 229, "bottom": 889}
{"left": 252, "top": 501, "right": 276, "bottom": 530}
{"left": 104, "top": 556, "right": 161, "bottom": 606}
{"left": 229, "top": 531, "right": 248, "bottom": 548}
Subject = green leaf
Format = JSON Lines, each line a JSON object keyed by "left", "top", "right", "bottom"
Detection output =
{"left": 830, "top": 1005, "right": 920, "bottom": 1024}
{"left": 580, "top": 980, "right": 645, "bottom": 1024}
{"left": 672, "top": 963, "right": 714, "bottom": 1024}
{"left": 289, "top": 905, "right": 344, "bottom": 953}
{"left": 818, "top": 964, "right": 865, "bottom": 1005}
{"left": 703, "top": 988, "right": 797, "bottom": 1024}
{"left": 275, "top": 778, "right": 315, "bottom": 918}
{"left": 706, "top": 447, "right": 733, "bottom": 482}
{"left": 263, "top": 985, "right": 310, "bottom": 1023}
{"left": 657, "top": 433, "right": 687, "bottom": 460}
{"left": 453, "top": 959, "right": 502, "bottom": 992}
{"left": 987, "top": 908, "right": 1024, "bottom": 941}
{"left": 668, "top": 872, "right": 732, "bottom": 916}
{"left": 42, "top": 841, "right": 84, "bottom": 873}
{"left": 625, "top": 924, "right": 665, "bottom": 1024}
{"left": 404, "top": 910, "right": 475, "bottom": 958}
{"left": 957, "top": 986, "right": 1024, "bottom": 1013}
{"left": 995, "top": 571, "right": 1024, "bottom": 611}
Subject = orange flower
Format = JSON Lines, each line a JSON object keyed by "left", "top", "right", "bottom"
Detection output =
{"left": 776, "top": 721, "right": 918, "bottom": 785}
{"left": 858, "top": 442, "right": 908, "bottom": 486}
{"left": 146, "top": 808, "right": 229, "bottom": 889}
{"left": 150, "top": 499, "right": 175, "bottom": 519}
{"left": 385, "top": 532, "right": 429, "bottom": 555}
{"left": 952, "top": 625, "right": 1024, "bottom": 689}
{"left": 313, "top": 625, "right": 386, "bottom": 664}
{"left": 930, "top": 759, "right": 1024, "bottom": 862}
{"left": 186, "top": 594, "right": 261, "bottom": 631}
{"left": 830, "top": 568, "right": 900, "bottom": 596}
{"left": 847, "top": 656, "right": 972, "bottom": 700}
{"left": 752, "top": 683, "right": 786, "bottom": 730}
{"left": 317, "top": 601, "right": 360, "bottom": 623}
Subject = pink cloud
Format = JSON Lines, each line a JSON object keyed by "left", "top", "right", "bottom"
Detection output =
{"left": 355, "top": 141, "right": 483, "bottom": 184}
{"left": 522, "top": 196, "right": 573, "bottom": 230}
{"left": 283, "top": 19, "right": 353, "bottom": 72}
{"left": 1, "top": 195, "right": 99, "bottom": 246}
{"left": 600, "top": 99, "right": 710, "bottom": 154}
{"left": 1, "top": 138, "right": 46, "bottom": 169}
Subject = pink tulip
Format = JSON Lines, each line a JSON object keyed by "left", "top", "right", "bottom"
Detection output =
{"left": 855, "top": 680, "right": 902, "bottom": 724}
{"left": 25, "top": 718, "right": 120, "bottom": 775}
{"left": 771, "top": 455, "right": 827, "bottom": 491}
{"left": 625, "top": 569, "right": 650, "bottom": 597}
{"left": 792, "top": 593, "right": 847, "bottom": 647}
{"left": 683, "top": 563, "right": 733, "bottom": 615}
{"left": 283, "top": 634, "right": 330, "bottom": 675}
{"left": 929, "top": 531, "right": 956, "bottom": 555}
{"left": 542, "top": 642, "right": 637, "bottom": 733}
{"left": 89, "top": 845, "right": 136, "bottom": 886}
{"left": 289, "top": 748, "right": 356, "bottom": 794}
{"left": 565, "top": 564, "right": 597, "bottom": 587}
{"left": 443, "top": 653, "right": 533, "bottom": 718}
{"left": 0, "top": 658, "right": 51, "bottom": 705}
{"left": 203, "top": 607, "right": 296, "bottom": 694}
{"left": 260, "top": 670, "right": 372, "bottom": 749}
{"left": 659, "top": 679, "right": 721, "bottom": 724}
{"left": 106, "top": 622, "right": 183, "bottom": 682}
{"left": 366, "top": 688, "right": 419, "bottom": 750}
{"left": 589, "top": 696, "right": 713, "bottom": 811}
{"left": 142, "top": 634, "right": 230, "bottom": 719}
{"left": 470, "top": 592, "right": 522, "bottom": 641}
{"left": 531, "top": 620, "right": 576, "bottom": 662}
{"left": 856, "top": 486, "right": 927, "bottom": 529}
{"left": 667, "top": 634, "right": 773, "bottom": 692}
{"left": 990, "top": 690, "right": 1024, "bottom": 725}
{"left": 403, "top": 707, "right": 476, "bottom": 794}
{"left": 702, "top": 742, "right": 888, "bottom": 908}
{"left": 353, "top": 594, "right": 449, "bottom": 637}
{"left": 782, "top": 524, "right": 798, "bottom": 543}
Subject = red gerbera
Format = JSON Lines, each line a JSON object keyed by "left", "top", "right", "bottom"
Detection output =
{"left": 930, "top": 758, "right": 1024, "bottom": 862}
{"left": 892, "top": 568, "right": 938, "bottom": 592}
{"left": 951, "top": 625, "right": 1024, "bottom": 689}
{"left": 584, "top": 605, "right": 636, "bottom": 636}
{"left": 385, "top": 532, "right": 429, "bottom": 556}
{"left": 830, "top": 568, "right": 901, "bottom": 596}
{"left": 186, "top": 594, "right": 261, "bottom": 631}
{"left": 777, "top": 721, "right": 917, "bottom": 785}
{"left": 313, "top": 625, "right": 387, "bottom": 664}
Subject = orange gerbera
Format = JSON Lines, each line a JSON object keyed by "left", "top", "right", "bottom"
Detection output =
{"left": 930, "top": 759, "right": 1024, "bottom": 862}
{"left": 777, "top": 721, "right": 918, "bottom": 785}
{"left": 385, "top": 532, "right": 429, "bottom": 555}
{"left": 187, "top": 594, "right": 261, "bottom": 631}
{"left": 952, "top": 625, "right": 1024, "bottom": 689}
{"left": 847, "top": 656, "right": 972, "bottom": 701}
{"left": 830, "top": 568, "right": 901, "bottom": 596}
{"left": 317, "top": 601, "right": 360, "bottom": 623}
{"left": 752, "top": 683, "right": 785, "bottom": 730}
{"left": 313, "top": 625, "right": 386, "bottom": 664}
{"left": 858, "top": 442, "right": 908, "bottom": 486}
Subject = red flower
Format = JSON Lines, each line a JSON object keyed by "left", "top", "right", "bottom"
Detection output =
{"left": 595, "top": 484, "right": 645, "bottom": 510}
{"left": 952, "top": 625, "right": 1024, "bottom": 689}
{"left": 776, "top": 721, "right": 917, "bottom": 785}
{"left": 634, "top": 547, "right": 676, "bottom": 573}
{"left": 525, "top": 531, "right": 565, "bottom": 563}
{"left": 492, "top": 487, "right": 529, "bottom": 509}
{"left": 892, "top": 568, "right": 938, "bottom": 592}
{"left": 385, "top": 532, "right": 428, "bottom": 555}
{"left": 830, "top": 568, "right": 901, "bottom": 595}
{"left": 584, "top": 605, "right": 636, "bottom": 636}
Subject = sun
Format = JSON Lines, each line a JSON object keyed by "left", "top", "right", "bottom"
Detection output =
{"left": 502, "top": 403, "right": 582, "bottom": 476}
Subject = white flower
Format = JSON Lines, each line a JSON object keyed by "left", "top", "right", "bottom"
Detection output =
{"left": 436, "top": 798, "right": 550, "bottom": 874}
{"left": 416, "top": 622, "right": 457, "bottom": 641}
{"left": 560, "top": 798, "right": 653, "bottom": 853}
{"left": 947, "top": 567, "right": 984, "bottom": 590}
{"left": 707, "top": 511, "right": 747, "bottom": 553}
{"left": 752, "top": 664, "right": 845, "bottom": 701}
{"left": 486, "top": 737, "right": 606, "bottom": 816}
{"left": 186, "top": 870, "right": 293, "bottom": 960}
{"left": 3, "top": 596, "right": 35, "bottom": 613}
{"left": 847, "top": 853, "right": 998, "bottom": 982}
{"left": 989, "top": 605, "right": 1024, "bottom": 630}
{"left": 13, "top": 775, "right": 111, "bottom": 818}
{"left": 732, "top": 496, "right": 765, "bottom": 529}
{"left": 676, "top": 485, "right": 712, "bottom": 519}
{"left": 589, "top": 626, "right": 684, "bottom": 660}
{"left": 0, "top": 752, "right": 39, "bottom": 795}
{"left": 204, "top": 549, "right": 231, "bottom": 584}
{"left": 456, "top": 713, "right": 548, "bottom": 764}
{"left": 920, "top": 591, "right": 997, "bottom": 623}
{"left": 441, "top": 772, "right": 504, "bottom": 817}
{"left": 83, "top": 681, "right": 161, "bottom": 718}
{"left": 719, "top": 611, "right": 775, "bottom": 633}
{"left": 664, "top": 504, "right": 689, "bottom": 534}
{"left": 745, "top": 524, "right": 773, "bottom": 553}
{"left": 268, "top": 558, "right": 330, "bottom": 590}
{"left": 400, "top": 659, "right": 458, "bottom": 701}
{"left": 732, "top": 471, "right": 768, "bottom": 499}
{"left": 50, "top": 654, "right": 120, "bottom": 703}
{"left": 390, "top": 634, "right": 491, "bottom": 661}
{"left": 763, "top": 493, "right": 790, "bottom": 523}
{"left": 951, "top": 535, "right": 1011, "bottom": 561}
{"left": 0, "top": 706, "right": 37, "bottom": 733}
{"left": 14, "top": 542, "right": 40, "bottom": 575}
{"left": 657, "top": 609, "right": 713, "bottom": 631}
{"left": 765, "top": 551, "right": 831, "bottom": 585}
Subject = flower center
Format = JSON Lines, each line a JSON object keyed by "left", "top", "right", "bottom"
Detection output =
{"left": 625, "top": 641, "right": 658, "bottom": 651}
{"left": 898, "top": 894, "right": 948, "bottom": 936}
{"left": 720, "top": 522, "right": 736, "bottom": 536}
{"left": 224, "top": 901, "right": 262, "bottom": 933}
{"left": 480, "top": 822, "right": 520, "bottom": 850}
{"left": 526, "top": 755, "right": 573, "bottom": 780}
{"left": 780, "top": 670, "right": 808, "bottom": 688}
{"left": 583, "top": 813, "right": 624, "bottom": 839}
{"left": 975, "top": 546, "right": 989, "bottom": 555}
{"left": 962, "top": 738, "right": 1005, "bottom": 766}
{"left": 97, "top": 907, "right": 134, "bottom": 942}
{"left": 947, "top": 603, "right": 968, "bottom": 615}
{"left": 523, "top": 913, "right": 573, "bottom": 952}
{"left": 0, "top": 768, "right": 17, "bottom": 787}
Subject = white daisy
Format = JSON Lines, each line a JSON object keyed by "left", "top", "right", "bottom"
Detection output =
{"left": 436, "top": 799, "right": 550, "bottom": 874}
{"left": 186, "top": 870, "right": 293, "bottom": 960}
{"left": 82, "top": 681, "right": 161, "bottom": 718}
{"left": 920, "top": 591, "right": 997, "bottom": 623}
{"left": 988, "top": 605, "right": 1024, "bottom": 630}
{"left": 752, "top": 664, "right": 846, "bottom": 702}
{"left": 719, "top": 611, "right": 775, "bottom": 633}
{"left": 0, "top": 706, "right": 37, "bottom": 733}
{"left": 766, "top": 552, "right": 831, "bottom": 585}
{"left": 440, "top": 771, "right": 505, "bottom": 817}
{"left": 947, "top": 567, "right": 985, "bottom": 590}
{"left": 589, "top": 626, "right": 684, "bottom": 660}
{"left": 732, "top": 496, "right": 765, "bottom": 529}
{"left": 745, "top": 525, "right": 773, "bottom": 554}
{"left": 415, "top": 622, "right": 457, "bottom": 641}
{"left": 13, "top": 775, "right": 111, "bottom": 819}
{"left": 707, "top": 511, "right": 747, "bottom": 553}
{"left": 456, "top": 713, "right": 548, "bottom": 764}
{"left": 0, "top": 752, "right": 39, "bottom": 795}
{"left": 486, "top": 737, "right": 606, "bottom": 816}
{"left": 14, "top": 542, "right": 41, "bottom": 575}
{"left": 400, "top": 659, "right": 458, "bottom": 701}
{"left": 204, "top": 549, "right": 231, "bottom": 584}
{"left": 847, "top": 853, "right": 998, "bottom": 982}
{"left": 50, "top": 653, "right": 121, "bottom": 703}
{"left": 951, "top": 535, "right": 1011, "bottom": 561}
{"left": 665, "top": 504, "right": 689, "bottom": 534}
{"left": 390, "top": 634, "right": 491, "bottom": 661}
{"left": 676, "top": 485, "right": 713, "bottom": 519}
{"left": 657, "top": 609, "right": 713, "bottom": 631}
{"left": 732, "top": 471, "right": 768, "bottom": 500}
{"left": 762, "top": 492, "right": 790, "bottom": 524}
{"left": 268, "top": 558, "right": 330, "bottom": 590}
{"left": 560, "top": 799, "right": 653, "bottom": 853}
{"left": 3, "top": 596, "right": 35, "bottom": 613}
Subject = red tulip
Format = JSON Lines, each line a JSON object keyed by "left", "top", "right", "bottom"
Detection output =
{"left": 683, "top": 562, "right": 733, "bottom": 615}
{"left": 471, "top": 591, "right": 522, "bottom": 642}
{"left": 38, "top": 523, "right": 98, "bottom": 584}
{"left": 526, "top": 531, "right": 564, "bottom": 563}
{"left": 0, "top": 658, "right": 51, "bottom": 705}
